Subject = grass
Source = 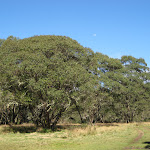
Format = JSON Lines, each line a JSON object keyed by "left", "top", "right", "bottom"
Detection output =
{"left": 0, "top": 122, "right": 150, "bottom": 150}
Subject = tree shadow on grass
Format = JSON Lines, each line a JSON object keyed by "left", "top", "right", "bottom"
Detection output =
{"left": 2, "top": 124, "right": 63, "bottom": 133}
{"left": 1, "top": 124, "right": 75, "bottom": 133}
{"left": 1, "top": 123, "right": 119, "bottom": 133}
{"left": 56, "top": 124, "right": 84, "bottom": 129}
{"left": 143, "top": 142, "right": 150, "bottom": 149}
{"left": 2, "top": 124, "right": 37, "bottom": 133}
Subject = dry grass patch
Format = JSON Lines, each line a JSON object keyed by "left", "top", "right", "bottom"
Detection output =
{"left": 66, "top": 125, "right": 97, "bottom": 137}
{"left": 62, "top": 123, "right": 132, "bottom": 138}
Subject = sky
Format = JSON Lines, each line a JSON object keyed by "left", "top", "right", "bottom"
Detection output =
{"left": 1, "top": 0, "right": 150, "bottom": 66}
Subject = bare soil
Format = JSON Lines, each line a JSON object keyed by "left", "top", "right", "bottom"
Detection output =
{"left": 124, "top": 129, "right": 145, "bottom": 150}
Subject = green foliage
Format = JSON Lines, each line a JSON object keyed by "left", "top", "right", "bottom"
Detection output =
{"left": 0, "top": 35, "right": 150, "bottom": 128}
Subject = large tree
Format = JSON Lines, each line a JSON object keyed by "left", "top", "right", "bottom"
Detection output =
{"left": 0, "top": 35, "right": 96, "bottom": 128}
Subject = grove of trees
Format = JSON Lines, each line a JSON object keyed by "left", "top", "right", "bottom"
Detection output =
{"left": 0, "top": 35, "right": 150, "bottom": 129}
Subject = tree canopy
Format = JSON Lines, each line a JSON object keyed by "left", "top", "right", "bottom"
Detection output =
{"left": 0, "top": 35, "right": 150, "bottom": 129}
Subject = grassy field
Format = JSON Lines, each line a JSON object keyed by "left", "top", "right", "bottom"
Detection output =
{"left": 0, "top": 122, "right": 150, "bottom": 150}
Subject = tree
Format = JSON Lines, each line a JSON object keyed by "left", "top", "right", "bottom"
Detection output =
{"left": 0, "top": 35, "right": 150, "bottom": 127}
{"left": 0, "top": 35, "right": 96, "bottom": 129}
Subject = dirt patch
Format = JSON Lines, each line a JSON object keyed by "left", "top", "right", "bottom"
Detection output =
{"left": 131, "top": 130, "right": 144, "bottom": 144}
{"left": 124, "top": 129, "right": 144, "bottom": 150}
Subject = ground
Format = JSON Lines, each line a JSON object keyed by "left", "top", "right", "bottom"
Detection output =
{"left": 0, "top": 122, "right": 150, "bottom": 150}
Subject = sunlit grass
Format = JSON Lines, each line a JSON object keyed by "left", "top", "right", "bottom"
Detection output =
{"left": 0, "top": 122, "right": 150, "bottom": 150}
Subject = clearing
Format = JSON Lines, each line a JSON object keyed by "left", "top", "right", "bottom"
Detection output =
{"left": 0, "top": 122, "right": 150, "bottom": 150}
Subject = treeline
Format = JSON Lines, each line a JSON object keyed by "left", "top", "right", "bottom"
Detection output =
{"left": 0, "top": 35, "right": 150, "bottom": 129}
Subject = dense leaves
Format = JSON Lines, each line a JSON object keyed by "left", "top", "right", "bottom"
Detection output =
{"left": 0, "top": 35, "right": 150, "bottom": 129}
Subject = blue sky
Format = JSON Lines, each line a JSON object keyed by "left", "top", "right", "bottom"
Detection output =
{"left": 1, "top": 0, "right": 150, "bottom": 66}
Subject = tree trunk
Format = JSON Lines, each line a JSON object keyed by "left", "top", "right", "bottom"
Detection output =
{"left": 51, "top": 108, "right": 65, "bottom": 130}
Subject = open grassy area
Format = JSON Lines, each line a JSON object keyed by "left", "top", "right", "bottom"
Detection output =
{"left": 0, "top": 123, "right": 150, "bottom": 150}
